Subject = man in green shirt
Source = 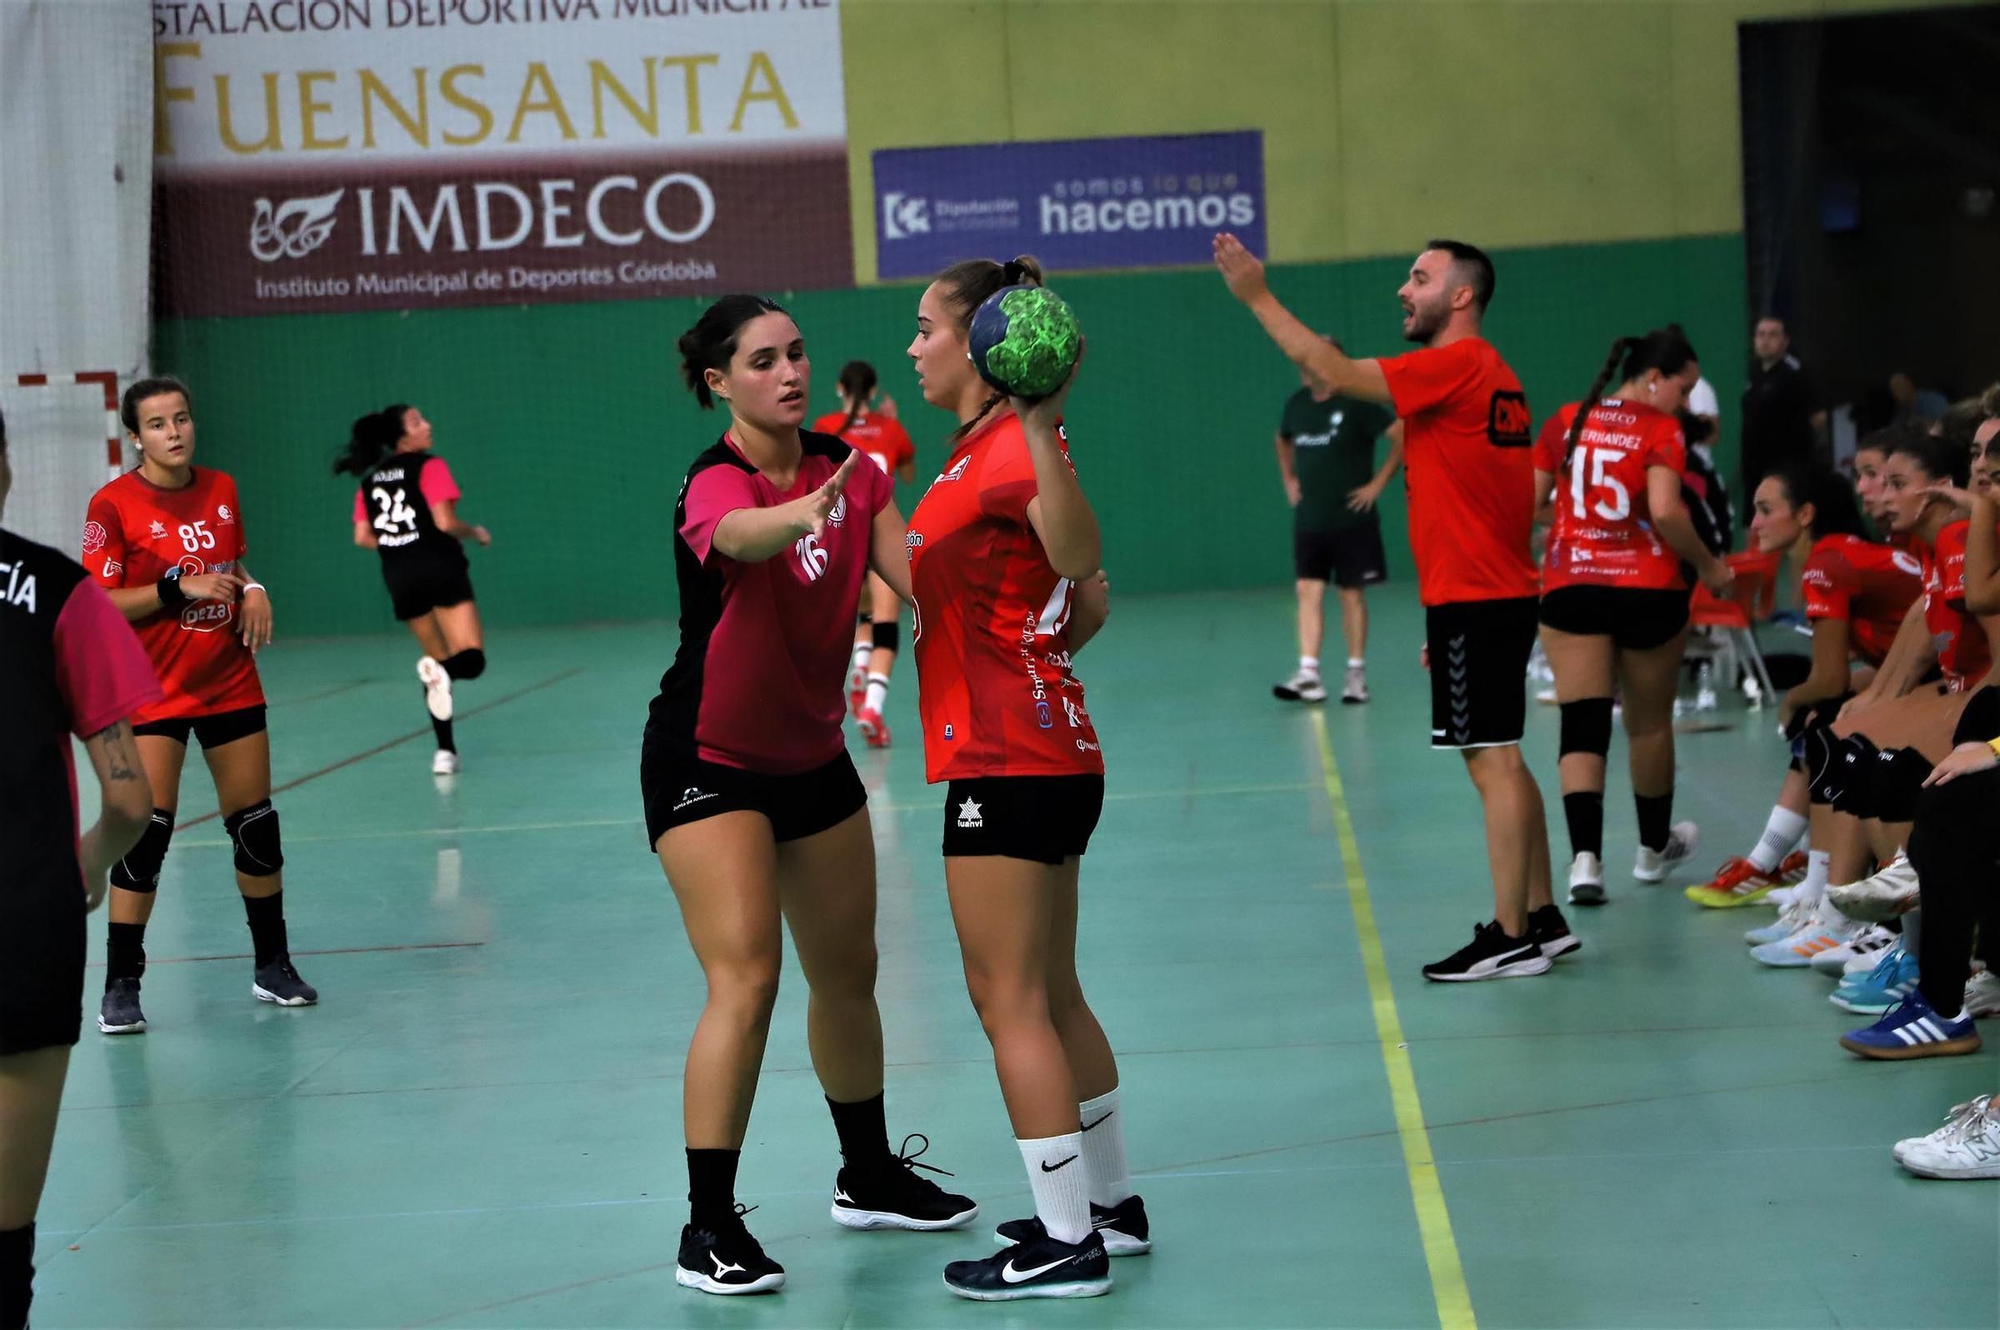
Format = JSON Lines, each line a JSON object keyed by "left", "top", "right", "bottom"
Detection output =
{"left": 1273, "top": 342, "right": 1402, "bottom": 704}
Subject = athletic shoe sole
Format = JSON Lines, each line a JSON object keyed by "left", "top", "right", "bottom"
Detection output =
{"left": 1902, "top": 1157, "right": 2000, "bottom": 1180}
{"left": 1537, "top": 935, "right": 1582, "bottom": 959}
{"left": 96, "top": 1017, "right": 146, "bottom": 1034}
{"left": 1683, "top": 885, "right": 1774, "bottom": 908}
{"left": 1839, "top": 1033, "right": 1982, "bottom": 1060}
{"left": 252, "top": 984, "right": 317, "bottom": 1007}
{"left": 675, "top": 1267, "right": 784, "bottom": 1295}
{"left": 1424, "top": 955, "right": 1553, "bottom": 982}
{"left": 992, "top": 1226, "right": 1150, "bottom": 1256}
{"left": 1273, "top": 686, "right": 1327, "bottom": 703}
{"left": 943, "top": 1274, "right": 1112, "bottom": 1302}
{"left": 832, "top": 1202, "right": 977, "bottom": 1231}
{"left": 1567, "top": 882, "right": 1606, "bottom": 906}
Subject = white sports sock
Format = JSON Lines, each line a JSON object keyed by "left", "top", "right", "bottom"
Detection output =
{"left": 1800, "top": 850, "right": 1831, "bottom": 908}
{"left": 1346, "top": 657, "right": 1365, "bottom": 670}
{"left": 852, "top": 643, "right": 872, "bottom": 667}
{"left": 1079, "top": 1088, "right": 1133, "bottom": 1207}
{"left": 1018, "top": 1132, "right": 1090, "bottom": 1245}
{"left": 1748, "top": 807, "right": 1810, "bottom": 873}
{"left": 864, "top": 674, "right": 889, "bottom": 714}
{"left": 1299, "top": 655, "right": 1320, "bottom": 676}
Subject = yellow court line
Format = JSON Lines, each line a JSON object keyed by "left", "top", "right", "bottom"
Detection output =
{"left": 1310, "top": 710, "right": 1477, "bottom": 1330}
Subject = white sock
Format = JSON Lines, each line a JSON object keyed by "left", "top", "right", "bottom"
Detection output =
{"left": 1800, "top": 850, "right": 1830, "bottom": 909}
{"left": 1748, "top": 807, "right": 1809, "bottom": 873}
{"left": 1018, "top": 1132, "right": 1090, "bottom": 1245}
{"left": 1346, "top": 657, "right": 1365, "bottom": 670}
{"left": 1299, "top": 655, "right": 1320, "bottom": 676}
{"left": 852, "top": 643, "right": 872, "bottom": 669}
{"left": 1079, "top": 1088, "right": 1133, "bottom": 1207}
{"left": 864, "top": 674, "right": 889, "bottom": 714}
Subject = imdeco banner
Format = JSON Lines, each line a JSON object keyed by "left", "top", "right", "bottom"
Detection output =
{"left": 151, "top": 0, "right": 851, "bottom": 315}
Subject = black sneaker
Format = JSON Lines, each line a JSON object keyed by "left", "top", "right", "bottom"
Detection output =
{"left": 942, "top": 1231, "right": 1111, "bottom": 1301}
{"left": 98, "top": 978, "right": 147, "bottom": 1035}
{"left": 1527, "top": 904, "right": 1580, "bottom": 960}
{"left": 994, "top": 1193, "right": 1151, "bottom": 1255}
{"left": 1421, "top": 921, "right": 1552, "bottom": 982}
{"left": 831, "top": 1134, "right": 978, "bottom": 1231}
{"left": 253, "top": 959, "right": 318, "bottom": 1007}
{"left": 675, "top": 1204, "right": 784, "bottom": 1296}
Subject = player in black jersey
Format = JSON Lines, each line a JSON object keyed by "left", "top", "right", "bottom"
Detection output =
{"left": 336, "top": 406, "right": 491, "bottom": 775}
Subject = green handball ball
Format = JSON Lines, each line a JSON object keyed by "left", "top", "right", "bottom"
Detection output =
{"left": 968, "top": 285, "right": 1081, "bottom": 401}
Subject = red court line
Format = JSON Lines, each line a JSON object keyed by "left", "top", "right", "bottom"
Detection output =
{"left": 87, "top": 941, "right": 484, "bottom": 968}
{"left": 179, "top": 668, "right": 583, "bottom": 829}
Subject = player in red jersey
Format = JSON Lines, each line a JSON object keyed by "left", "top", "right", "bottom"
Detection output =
{"left": 814, "top": 361, "right": 916, "bottom": 746}
{"left": 1, "top": 409, "right": 159, "bottom": 1330}
{"left": 646, "top": 297, "right": 977, "bottom": 1298}
{"left": 82, "top": 377, "right": 318, "bottom": 1036}
{"left": 1531, "top": 329, "right": 1735, "bottom": 908}
{"left": 1215, "top": 232, "right": 1563, "bottom": 982}
{"left": 903, "top": 256, "right": 1126, "bottom": 1302}
{"left": 336, "top": 404, "right": 492, "bottom": 776}
{"left": 1687, "top": 462, "right": 1917, "bottom": 908}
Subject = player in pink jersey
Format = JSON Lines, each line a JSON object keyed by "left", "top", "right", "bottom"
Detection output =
{"left": 905, "top": 256, "right": 1130, "bottom": 1302}
{"left": 645, "top": 296, "right": 977, "bottom": 1297}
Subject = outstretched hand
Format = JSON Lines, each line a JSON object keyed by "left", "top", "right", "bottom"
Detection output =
{"left": 1213, "top": 232, "right": 1269, "bottom": 304}
{"left": 798, "top": 452, "right": 862, "bottom": 539}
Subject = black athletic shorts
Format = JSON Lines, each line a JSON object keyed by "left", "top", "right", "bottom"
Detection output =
{"left": 0, "top": 873, "right": 85, "bottom": 1056}
{"left": 941, "top": 774, "right": 1105, "bottom": 865}
{"left": 1294, "top": 524, "right": 1388, "bottom": 589}
{"left": 382, "top": 551, "right": 474, "bottom": 622}
{"left": 640, "top": 731, "right": 866, "bottom": 850}
{"left": 132, "top": 704, "right": 267, "bottom": 748}
{"left": 1538, "top": 585, "right": 1692, "bottom": 651}
{"left": 1427, "top": 597, "right": 1538, "bottom": 750}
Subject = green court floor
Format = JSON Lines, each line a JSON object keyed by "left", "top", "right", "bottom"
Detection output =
{"left": 36, "top": 590, "right": 1999, "bottom": 1329}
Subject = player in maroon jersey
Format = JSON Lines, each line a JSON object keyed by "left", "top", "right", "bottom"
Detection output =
{"left": 83, "top": 377, "right": 318, "bottom": 1037}
{"left": 646, "top": 296, "right": 977, "bottom": 1297}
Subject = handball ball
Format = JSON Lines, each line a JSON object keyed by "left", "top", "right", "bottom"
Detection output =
{"left": 968, "top": 285, "right": 1081, "bottom": 400}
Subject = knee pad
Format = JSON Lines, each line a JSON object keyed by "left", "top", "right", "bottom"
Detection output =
{"left": 223, "top": 799, "right": 284, "bottom": 877}
{"left": 856, "top": 608, "right": 873, "bottom": 627}
{"left": 1868, "top": 747, "right": 1932, "bottom": 824}
{"left": 871, "top": 620, "right": 900, "bottom": 653}
{"left": 443, "top": 647, "right": 485, "bottom": 681}
{"left": 1806, "top": 729, "right": 1873, "bottom": 806}
{"left": 1558, "top": 698, "right": 1615, "bottom": 760}
{"left": 108, "top": 809, "right": 174, "bottom": 893}
{"left": 1829, "top": 736, "right": 1886, "bottom": 817}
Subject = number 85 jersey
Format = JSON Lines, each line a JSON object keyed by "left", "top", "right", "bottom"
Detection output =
{"left": 1531, "top": 399, "right": 1690, "bottom": 592}
{"left": 84, "top": 467, "right": 263, "bottom": 723}
{"left": 907, "top": 412, "right": 1104, "bottom": 784}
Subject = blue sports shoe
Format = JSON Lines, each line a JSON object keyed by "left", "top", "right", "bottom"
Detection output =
{"left": 1831, "top": 941, "right": 1918, "bottom": 1015}
{"left": 1839, "top": 991, "right": 1981, "bottom": 1060}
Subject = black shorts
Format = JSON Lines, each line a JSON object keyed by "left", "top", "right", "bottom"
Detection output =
{"left": 941, "top": 775, "right": 1105, "bottom": 865}
{"left": 639, "top": 731, "right": 866, "bottom": 850}
{"left": 132, "top": 704, "right": 267, "bottom": 748}
{"left": 1294, "top": 524, "right": 1388, "bottom": 588}
{"left": 383, "top": 551, "right": 474, "bottom": 622}
{"left": 1538, "top": 585, "right": 1692, "bottom": 651}
{"left": 1427, "top": 597, "right": 1538, "bottom": 750}
{"left": 0, "top": 876, "right": 85, "bottom": 1056}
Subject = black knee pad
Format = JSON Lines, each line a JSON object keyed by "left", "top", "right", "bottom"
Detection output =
{"left": 108, "top": 809, "right": 174, "bottom": 893}
{"left": 1868, "top": 747, "right": 1933, "bottom": 824}
{"left": 1807, "top": 730, "right": 1873, "bottom": 806}
{"left": 871, "top": 620, "right": 900, "bottom": 653}
{"left": 223, "top": 799, "right": 284, "bottom": 877}
{"left": 1558, "top": 698, "right": 1615, "bottom": 759}
{"left": 1830, "top": 736, "right": 1886, "bottom": 817}
{"left": 443, "top": 648, "right": 485, "bottom": 681}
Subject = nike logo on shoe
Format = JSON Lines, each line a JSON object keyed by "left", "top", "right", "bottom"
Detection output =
{"left": 1081, "top": 1112, "right": 1113, "bottom": 1132}
{"left": 1001, "top": 1255, "right": 1075, "bottom": 1284}
{"left": 1040, "top": 1155, "right": 1078, "bottom": 1173}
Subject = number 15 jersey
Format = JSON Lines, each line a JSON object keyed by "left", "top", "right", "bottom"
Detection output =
{"left": 1531, "top": 399, "right": 1689, "bottom": 592}
{"left": 907, "top": 411, "right": 1103, "bottom": 785}
{"left": 84, "top": 467, "right": 263, "bottom": 723}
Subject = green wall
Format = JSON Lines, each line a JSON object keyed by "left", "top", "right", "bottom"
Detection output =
{"left": 157, "top": 232, "right": 1744, "bottom": 636}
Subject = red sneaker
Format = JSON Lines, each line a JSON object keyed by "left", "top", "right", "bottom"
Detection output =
{"left": 1683, "top": 852, "right": 1802, "bottom": 908}
{"left": 856, "top": 706, "right": 890, "bottom": 749}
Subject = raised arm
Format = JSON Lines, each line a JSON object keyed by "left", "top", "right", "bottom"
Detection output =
{"left": 1213, "top": 233, "right": 1391, "bottom": 404}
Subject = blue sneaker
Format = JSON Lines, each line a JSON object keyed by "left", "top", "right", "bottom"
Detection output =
{"left": 1750, "top": 916, "right": 1858, "bottom": 968}
{"left": 1839, "top": 991, "right": 1981, "bottom": 1060}
{"left": 1831, "top": 941, "right": 1918, "bottom": 1015}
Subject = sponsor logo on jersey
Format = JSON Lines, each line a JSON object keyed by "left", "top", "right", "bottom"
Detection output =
{"left": 217, "top": 504, "right": 235, "bottom": 524}
{"left": 149, "top": 520, "right": 168, "bottom": 540}
{"left": 905, "top": 531, "right": 924, "bottom": 551}
{"left": 935, "top": 457, "right": 971, "bottom": 486}
{"left": 103, "top": 559, "right": 122, "bottom": 579}
{"left": 1893, "top": 550, "right": 1923, "bottom": 576}
{"left": 827, "top": 494, "right": 848, "bottom": 529}
{"left": 1488, "top": 390, "right": 1532, "bottom": 447}
{"left": 82, "top": 521, "right": 107, "bottom": 555}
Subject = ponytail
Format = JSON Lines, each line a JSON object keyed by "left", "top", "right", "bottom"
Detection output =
{"left": 832, "top": 360, "right": 878, "bottom": 439}
{"left": 334, "top": 404, "right": 409, "bottom": 477}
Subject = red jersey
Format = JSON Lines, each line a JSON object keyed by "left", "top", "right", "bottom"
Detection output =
{"left": 648, "top": 431, "right": 894, "bottom": 774}
{"left": 813, "top": 409, "right": 915, "bottom": 478}
{"left": 907, "top": 412, "right": 1104, "bottom": 784}
{"left": 84, "top": 468, "right": 264, "bottom": 723}
{"left": 1532, "top": 399, "right": 1689, "bottom": 592}
{"left": 1919, "top": 521, "right": 1992, "bottom": 690}
{"left": 1801, "top": 534, "right": 1923, "bottom": 667}
{"left": 1379, "top": 337, "right": 1539, "bottom": 606}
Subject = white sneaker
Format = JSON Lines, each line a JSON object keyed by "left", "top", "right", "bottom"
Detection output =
{"left": 431, "top": 749, "right": 459, "bottom": 776}
{"left": 1340, "top": 665, "right": 1369, "bottom": 705}
{"left": 1567, "top": 852, "right": 1606, "bottom": 906}
{"left": 1750, "top": 915, "right": 1861, "bottom": 968}
{"left": 1634, "top": 822, "right": 1698, "bottom": 883}
{"left": 1825, "top": 851, "right": 1920, "bottom": 923}
{"left": 1813, "top": 924, "right": 1898, "bottom": 977}
{"left": 1965, "top": 969, "right": 2000, "bottom": 1019}
{"left": 1273, "top": 670, "right": 1327, "bottom": 703}
{"left": 1745, "top": 892, "right": 1818, "bottom": 945}
{"left": 1895, "top": 1095, "right": 2000, "bottom": 1180}
{"left": 417, "top": 656, "right": 453, "bottom": 722}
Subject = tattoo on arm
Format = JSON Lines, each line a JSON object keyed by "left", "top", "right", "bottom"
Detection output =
{"left": 91, "top": 720, "right": 142, "bottom": 781}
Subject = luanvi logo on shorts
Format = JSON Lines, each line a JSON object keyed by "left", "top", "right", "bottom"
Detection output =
{"left": 956, "top": 797, "right": 984, "bottom": 829}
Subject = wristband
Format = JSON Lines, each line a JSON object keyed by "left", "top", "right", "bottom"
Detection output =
{"left": 1986, "top": 737, "right": 2000, "bottom": 759}
{"left": 156, "top": 572, "right": 189, "bottom": 607}
{"left": 243, "top": 582, "right": 266, "bottom": 595}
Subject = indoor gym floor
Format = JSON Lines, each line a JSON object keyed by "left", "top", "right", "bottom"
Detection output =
{"left": 32, "top": 590, "right": 2000, "bottom": 1330}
